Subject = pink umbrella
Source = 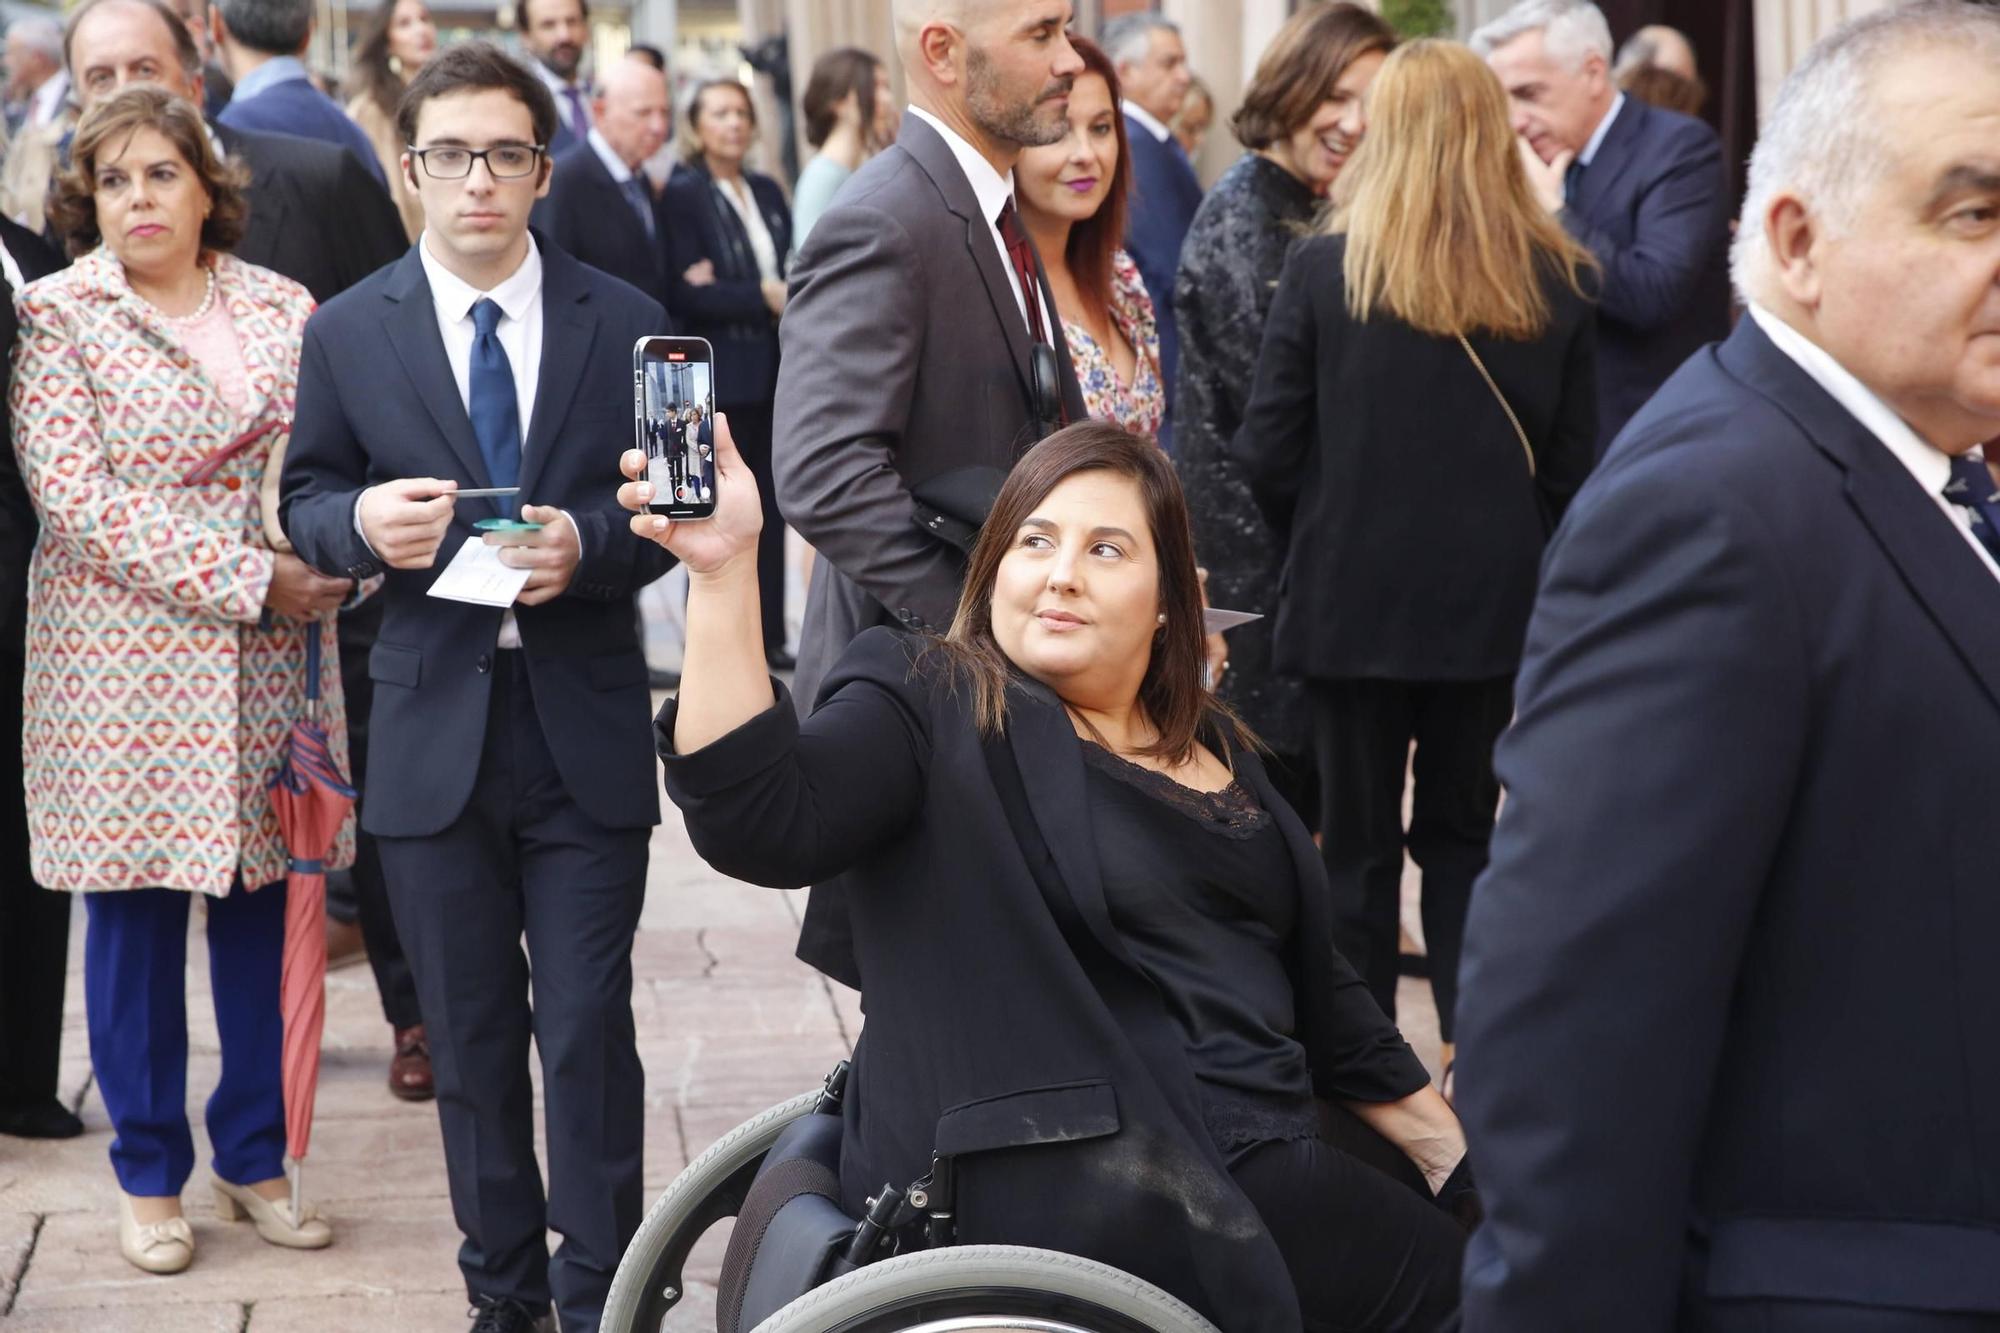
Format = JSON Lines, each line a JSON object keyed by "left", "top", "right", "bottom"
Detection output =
{"left": 265, "top": 623, "right": 356, "bottom": 1219}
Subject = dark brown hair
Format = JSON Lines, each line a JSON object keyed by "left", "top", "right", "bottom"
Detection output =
{"left": 1061, "top": 37, "right": 1131, "bottom": 335}
{"left": 801, "top": 46, "right": 880, "bottom": 149}
{"left": 936, "top": 420, "right": 1252, "bottom": 766}
{"left": 50, "top": 84, "right": 249, "bottom": 257}
{"left": 1232, "top": 1, "right": 1395, "bottom": 150}
{"left": 1619, "top": 63, "right": 1708, "bottom": 117}
{"left": 684, "top": 78, "right": 755, "bottom": 162}
{"left": 396, "top": 40, "right": 557, "bottom": 151}
{"left": 347, "top": 0, "right": 419, "bottom": 116}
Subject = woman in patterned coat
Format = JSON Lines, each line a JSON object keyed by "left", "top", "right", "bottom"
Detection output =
{"left": 13, "top": 87, "right": 355, "bottom": 1274}
{"left": 1171, "top": 5, "right": 1394, "bottom": 830}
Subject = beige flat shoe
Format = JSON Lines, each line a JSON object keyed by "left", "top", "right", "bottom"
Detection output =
{"left": 212, "top": 1178, "right": 333, "bottom": 1249}
{"left": 118, "top": 1191, "right": 193, "bottom": 1274}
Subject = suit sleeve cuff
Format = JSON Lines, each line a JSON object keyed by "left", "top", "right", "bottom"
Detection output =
{"left": 351, "top": 488, "right": 381, "bottom": 559}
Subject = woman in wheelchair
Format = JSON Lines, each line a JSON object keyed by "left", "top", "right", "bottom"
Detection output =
{"left": 618, "top": 420, "right": 1475, "bottom": 1331}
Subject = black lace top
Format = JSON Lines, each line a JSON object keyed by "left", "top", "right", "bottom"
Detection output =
{"left": 1080, "top": 743, "right": 1319, "bottom": 1150}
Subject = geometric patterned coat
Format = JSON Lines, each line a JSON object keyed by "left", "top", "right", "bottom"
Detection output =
{"left": 10, "top": 248, "right": 353, "bottom": 896}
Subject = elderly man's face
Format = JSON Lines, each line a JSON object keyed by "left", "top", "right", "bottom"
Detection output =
{"left": 69, "top": 1, "right": 201, "bottom": 109}
{"left": 1486, "top": 28, "right": 1612, "bottom": 164}
{"left": 1805, "top": 50, "right": 2000, "bottom": 450}
{"left": 962, "top": 0, "right": 1081, "bottom": 150}
{"left": 1118, "top": 27, "right": 1190, "bottom": 125}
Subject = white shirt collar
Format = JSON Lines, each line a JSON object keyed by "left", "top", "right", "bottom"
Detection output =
{"left": 1748, "top": 301, "right": 1961, "bottom": 502}
{"left": 418, "top": 230, "right": 544, "bottom": 325}
{"left": 908, "top": 103, "right": 1016, "bottom": 228}
{"left": 1578, "top": 92, "right": 1625, "bottom": 168}
{"left": 27, "top": 71, "right": 68, "bottom": 128}
{"left": 586, "top": 126, "right": 633, "bottom": 184}
{"left": 1121, "top": 100, "right": 1173, "bottom": 144}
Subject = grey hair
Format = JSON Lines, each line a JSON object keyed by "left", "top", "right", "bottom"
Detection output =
{"left": 1469, "top": 0, "right": 1612, "bottom": 70}
{"left": 215, "top": 0, "right": 310, "bottom": 55}
{"left": 1612, "top": 29, "right": 1661, "bottom": 77}
{"left": 1731, "top": 0, "right": 2000, "bottom": 303}
{"left": 8, "top": 17, "right": 65, "bottom": 62}
{"left": 1100, "top": 13, "right": 1178, "bottom": 68}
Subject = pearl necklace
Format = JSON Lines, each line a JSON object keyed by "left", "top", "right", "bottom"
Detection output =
{"left": 158, "top": 266, "right": 217, "bottom": 325}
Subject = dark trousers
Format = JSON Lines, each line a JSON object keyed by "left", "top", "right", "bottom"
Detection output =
{"left": 377, "top": 654, "right": 647, "bottom": 1332}
{"left": 83, "top": 882, "right": 288, "bottom": 1196}
{"left": 725, "top": 401, "right": 787, "bottom": 655}
{"left": 1310, "top": 676, "right": 1514, "bottom": 1042}
{"left": 1231, "top": 1133, "right": 1463, "bottom": 1331}
{"left": 0, "top": 648, "right": 70, "bottom": 1115}
{"left": 326, "top": 600, "right": 421, "bottom": 1030}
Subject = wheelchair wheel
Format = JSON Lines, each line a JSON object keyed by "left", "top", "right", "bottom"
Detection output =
{"left": 749, "top": 1244, "right": 1223, "bottom": 1333}
{"left": 603, "top": 1090, "right": 824, "bottom": 1333}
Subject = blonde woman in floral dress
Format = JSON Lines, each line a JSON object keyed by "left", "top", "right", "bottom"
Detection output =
{"left": 14, "top": 87, "right": 354, "bottom": 1275}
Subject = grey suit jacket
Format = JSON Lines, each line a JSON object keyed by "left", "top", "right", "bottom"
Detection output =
{"left": 775, "top": 110, "right": 1087, "bottom": 709}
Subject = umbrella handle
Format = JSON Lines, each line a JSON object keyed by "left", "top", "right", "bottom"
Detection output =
{"left": 304, "top": 622, "right": 322, "bottom": 723}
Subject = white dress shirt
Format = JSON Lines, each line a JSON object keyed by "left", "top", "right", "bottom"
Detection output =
{"left": 1121, "top": 100, "right": 1173, "bottom": 145}
{"left": 0, "top": 236, "right": 24, "bottom": 292}
{"left": 714, "top": 173, "right": 781, "bottom": 282}
{"left": 26, "top": 71, "right": 68, "bottom": 130}
{"left": 906, "top": 103, "right": 1053, "bottom": 339}
{"left": 1564, "top": 93, "right": 1626, "bottom": 204}
{"left": 532, "top": 61, "right": 590, "bottom": 138}
{"left": 1749, "top": 303, "right": 2000, "bottom": 583}
{"left": 587, "top": 126, "right": 635, "bottom": 184}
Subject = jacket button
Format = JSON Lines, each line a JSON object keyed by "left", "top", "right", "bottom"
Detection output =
{"left": 223, "top": 475, "right": 242, "bottom": 491}
{"left": 476, "top": 654, "right": 492, "bottom": 674}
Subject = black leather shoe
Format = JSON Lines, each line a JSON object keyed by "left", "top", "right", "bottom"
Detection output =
{"left": 0, "top": 1097, "right": 84, "bottom": 1139}
{"left": 766, "top": 647, "right": 797, "bottom": 671}
{"left": 468, "top": 1297, "right": 549, "bottom": 1333}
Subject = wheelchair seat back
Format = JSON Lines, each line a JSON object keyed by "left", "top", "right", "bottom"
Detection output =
{"left": 715, "top": 1110, "right": 855, "bottom": 1333}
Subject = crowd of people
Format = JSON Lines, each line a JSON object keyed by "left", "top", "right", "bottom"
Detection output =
{"left": 0, "top": 0, "right": 1996, "bottom": 1330}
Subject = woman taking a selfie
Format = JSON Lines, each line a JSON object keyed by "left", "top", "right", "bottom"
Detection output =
{"left": 618, "top": 418, "right": 1473, "bottom": 1331}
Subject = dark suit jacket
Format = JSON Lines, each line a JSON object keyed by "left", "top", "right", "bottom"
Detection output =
{"left": 662, "top": 162, "right": 790, "bottom": 409}
{"left": 217, "top": 74, "right": 389, "bottom": 187}
{"left": 533, "top": 141, "right": 674, "bottom": 319}
{"left": 1454, "top": 315, "right": 2000, "bottom": 1328}
{"left": 280, "top": 237, "right": 672, "bottom": 838}
{"left": 215, "top": 122, "right": 407, "bottom": 304}
{"left": 0, "top": 218, "right": 65, "bottom": 653}
{"left": 1122, "top": 115, "right": 1201, "bottom": 434}
{"left": 1239, "top": 234, "right": 1597, "bottom": 680}
{"left": 660, "top": 627, "right": 1432, "bottom": 1333}
{"left": 1561, "top": 96, "right": 1732, "bottom": 454}
{"left": 774, "top": 109, "right": 1087, "bottom": 712}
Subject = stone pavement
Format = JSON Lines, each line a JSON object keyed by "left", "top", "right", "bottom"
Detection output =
{"left": 0, "top": 728, "right": 1441, "bottom": 1332}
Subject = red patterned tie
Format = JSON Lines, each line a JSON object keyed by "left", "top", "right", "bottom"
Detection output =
{"left": 995, "top": 199, "right": 1052, "bottom": 348}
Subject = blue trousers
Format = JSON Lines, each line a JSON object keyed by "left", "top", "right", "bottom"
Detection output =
{"left": 83, "top": 882, "right": 288, "bottom": 1197}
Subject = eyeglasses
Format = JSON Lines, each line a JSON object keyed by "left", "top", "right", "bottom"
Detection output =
{"left": 407, "top": 144, "right": 546, "bottom": 180}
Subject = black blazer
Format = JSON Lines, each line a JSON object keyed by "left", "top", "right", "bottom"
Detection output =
{"left": 216, "top": 122, "right": 408, "bottom": 304}
{"left": 1238, "top": 234, "right": 1597, "bottom": 681}
{"left": 533, "top": 141, "right": 675, "bottom": 320}
{"left": 0, "top": 219, "right": 65, "bottom": 653}
{"left": 280, "top": 237, "right": 673, "bottom": 838}
{"left": 660, "top": 628, "right": 1432, "bottom": 1333}
{"left": 1454, "top": 316, "right": 2000, "bottom": 1327}
{"left": 1562, "top": 96, "right": 1731, "bottom": 454}
{"left": 662, "top": 162, "right": 790, "bottom": 408}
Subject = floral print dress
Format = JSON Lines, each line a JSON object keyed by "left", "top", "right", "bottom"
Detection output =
{"left": 1061, "top": 248, "right": 1167, "bottom": 440}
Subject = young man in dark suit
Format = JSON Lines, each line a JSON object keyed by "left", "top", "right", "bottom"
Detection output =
{"left": 1455, "top": 6, "right": 2000, "bottom": 1327}
{"left": 0, "top": 218, "right": 78, "bottom": 1143}
{"left": 209, "top": 0, "right": 388, "bottom": 185}
{"left": 1105, "top": 12, "right": 1196, "bottom": 449}
{"left": 531, "top": 56, "right": 674, "bottom": 315}
{"left": 282, "top": 43, "right": 669, "bottom": 1333}
{"left": 62, "top": 0, "right": 407, "bottom": 303}
{"left": 1477, "top": 0, "right": 1732, "bottom": 455}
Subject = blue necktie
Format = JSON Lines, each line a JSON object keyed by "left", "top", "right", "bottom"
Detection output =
{"left": 620, "top": 176, "right": 657, "bottom": 242}
{"left": 1944, "top": 453, "right": 2000, "bottom": 565}
{"left": 1563, "top": 157, "right": 1585, "bottom": 204}
{"left": 562, "top": 85, "right": 590, "bottom": 139}
{"left": 469, "top": 298, "right": 521, "bottom": 491}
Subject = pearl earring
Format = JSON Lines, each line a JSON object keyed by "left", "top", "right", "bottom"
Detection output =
{"left": 1156, "top": 613, "right": 1167, "bottom": 626}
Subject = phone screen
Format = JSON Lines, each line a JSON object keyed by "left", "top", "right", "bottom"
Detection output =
{"left": 633, "top": 336, "right": 718, "bottom": 520}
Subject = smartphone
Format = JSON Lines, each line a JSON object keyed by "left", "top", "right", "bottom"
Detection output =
{"left": 634, "top": 335, "right": 719, "bottom": 520}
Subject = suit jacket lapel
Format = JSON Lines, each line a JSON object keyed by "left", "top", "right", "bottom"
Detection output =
{"left": 898, "top": 114, "right": 1040, "bottom": 411}
{"left": 520, "top": 248, "right": 598, "bottom": 502}
{"left": 1724, "top": 318, "right": 2000, "bottom": 713}
{"left": 1002, "top": 677, "right": 1136, "bottom": 970}
{"left": 1571, "top": 96, "right": 1647, "bottom": 220}
{"left": 381, "top": 249, "right": 491, "bottom": 488}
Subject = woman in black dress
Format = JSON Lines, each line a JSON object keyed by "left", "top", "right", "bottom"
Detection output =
{"left": 618, "top": 419, "right": 1474, "bottom": 1331}
{"left": 1238, "top": 41, "right": 1598, "bottom": 1065}
{"left": 663, "top": 78, "right": 794, "bottom": 668}
{"left": 1172, "top": 3, "right": 1396, "bottom": 829}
